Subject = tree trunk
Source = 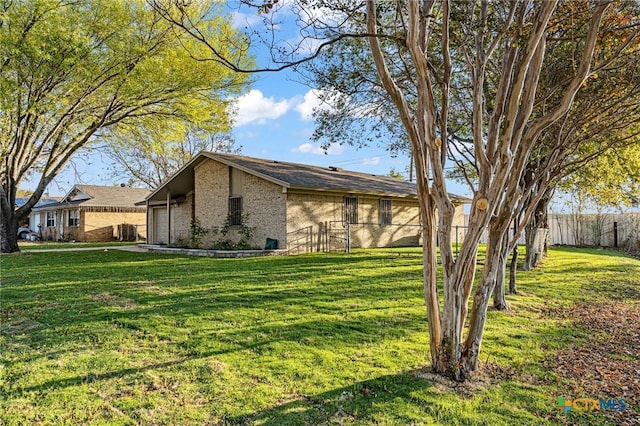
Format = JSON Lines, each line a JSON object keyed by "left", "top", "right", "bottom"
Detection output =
{"left": 509, "top": 245, "right": 518, "bottom": 294}
{"left": 460, "top": 228, "right": 506, "bottom": 375}
{"left": 523, "top": 222, "right": 537, "bottom": 270}
{"left": 1, "top": 205, "right": 20, "bottom": 253}
{"left": 523, "top": 194, "right": 550, "bottom": 270}
{"left": 492, "top": 253, "right": 510, "bottom": 310}
{"left": 493, "top": 233, "right": 511, "bottom": 310}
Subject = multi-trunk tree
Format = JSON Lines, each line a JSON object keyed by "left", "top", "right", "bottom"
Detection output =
{"left": 298, "top": 1, "right": 638, "bottom": 304}
{"left": 0, "top": 0, "right": 251, "bottom": 253}
{"left": 156, "top": 0, "right": 638, "bottom": 381}
{"left": 105, "top": 0, "right": 638, "bottom": 380}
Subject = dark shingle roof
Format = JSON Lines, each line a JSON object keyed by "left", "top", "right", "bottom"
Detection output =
{"left": 206, "top": 153, "right": 471, "bottom": 203}
{"left": 32, "top": 185, "right": 150, "bottom": 210}
{"left": 15, "top": 197, "right": 60, "bottom": 209}
{"left": 146, "top": 152, "right": 472, "bottom": 204}
{"left": 70, "top": 185, "right": 151, "bottom": 207}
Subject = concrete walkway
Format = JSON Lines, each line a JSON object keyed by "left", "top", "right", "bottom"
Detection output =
{"left": 18, "top": 245, "right": 149, "bottom": 253}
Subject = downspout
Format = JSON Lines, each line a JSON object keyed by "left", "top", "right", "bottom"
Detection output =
{"left": 146, "top": 199, "right": 151, "bottom": 244}
{"left": 166, "top": 190, "right": 171, "bottom": 245}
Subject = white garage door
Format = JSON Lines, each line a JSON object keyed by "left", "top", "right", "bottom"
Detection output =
{"left": 153, "top": 207, "right": 168, "bottom": 244}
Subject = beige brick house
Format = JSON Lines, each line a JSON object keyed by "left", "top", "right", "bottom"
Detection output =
{"left": 31, "top": 185, "right": 150, "bottom": 242}
{"left": 145, "top": 152, "right": 469, "bottom": 253}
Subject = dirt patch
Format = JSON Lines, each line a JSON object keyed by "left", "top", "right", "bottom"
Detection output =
{"left": 1, "top": 317, "right": 43, "bottom": 335}
{"left": 412, "top": 364, "right": 498, "bottom": 396}
{"left": 542, "top": 302, "right": 640, "bottom": 425}
{"left": 89, "top": 293, "right": 138, "bottom": 309}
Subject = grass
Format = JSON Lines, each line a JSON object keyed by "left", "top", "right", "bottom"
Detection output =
{"left": 1, "top": 246, "right": 638, "bottom": 425}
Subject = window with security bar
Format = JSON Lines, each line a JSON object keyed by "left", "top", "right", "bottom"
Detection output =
{"left": 380, "top": 199, "right": 392, "bottom": 225}
{"left": 228, "top": 196, "right": 243, "bottom": 226}
{"left": 344, "top": 196, "right": 358, "bottom": 224}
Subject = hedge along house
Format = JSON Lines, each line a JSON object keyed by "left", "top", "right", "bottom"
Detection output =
{"left": 145, "top": 152, "right": 470, "bottom": 253}
{"left": 31, "top": 185, "right": 151, "bottom": 242}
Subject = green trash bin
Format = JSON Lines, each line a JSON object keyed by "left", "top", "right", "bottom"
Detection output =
{"left": 265, "top": 238, "right": 278, "bottom": 250}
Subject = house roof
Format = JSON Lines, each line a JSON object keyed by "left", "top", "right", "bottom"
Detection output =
{"left": 146, "top": 152, "right": 472, "bottom": 204}
{"left": 15, "top": 197, "right": 61, "bottom": 209}
{"left": 33, "top": 185, "right": 151, "bottom": 210}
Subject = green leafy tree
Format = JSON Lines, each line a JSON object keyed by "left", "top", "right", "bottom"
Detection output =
{"left": 157, "top": 0, "right": 638, "bottom": 381}
{"left": 0, "top": 0, "right": 252, "bottom": 253}
{"left": 560, "top": 143, "right": 640, "bottom": 208}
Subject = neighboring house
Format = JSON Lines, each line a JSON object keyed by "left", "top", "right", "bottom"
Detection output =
{"left": 31, "top": 185, "right": 151, "bottom": 242}
{"left": 145, "top": 152, "right": 470, "bottom": 253}
{"left": 15, "top": 196, "right": 61, "bottom": 232}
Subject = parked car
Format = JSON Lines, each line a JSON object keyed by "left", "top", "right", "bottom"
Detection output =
{"left": 17, "top": 227, "right": 33, "bottom": 239}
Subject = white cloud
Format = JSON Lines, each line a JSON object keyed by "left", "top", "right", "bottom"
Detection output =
{"left": 294, "top": 90, "right": 321, "bottom": 121}
{"left": 292, "top": 142, "right": 343, "bottom": 155}
{"left": 232, "top": 90, "right": 293, "bottom": 127}
{"left": 230, "top": 11, "right": 262, "bottom": 29}
{"left": 294, "top": 89, "right": 338, "bottom": 121}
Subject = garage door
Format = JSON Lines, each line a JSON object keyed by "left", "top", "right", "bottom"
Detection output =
{"left": 153, "top": 207, "right": 168, "bottom": 244}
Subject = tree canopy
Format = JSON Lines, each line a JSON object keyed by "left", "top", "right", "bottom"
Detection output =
{"left": 0, "top": 0, "right": 252, "bottom": 253}
{"left": 151, "top": 0, "right": 640, "bottom": 381}
{"left": 102, "top": 129, "right": 242, "bottom": 188}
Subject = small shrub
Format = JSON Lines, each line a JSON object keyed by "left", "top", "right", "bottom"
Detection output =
{"left": 189, "top": 218, "right": 209, "bottom": 249}
{"left": 208, "top": 213, "right": 257, "bottom": 250}
{"left": 211, "top": 239, "right": 233, "bottom": 250}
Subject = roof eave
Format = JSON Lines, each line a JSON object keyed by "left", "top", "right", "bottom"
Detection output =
{"left": 145, "top": 151, "right": 209, "bottom": 202}
{"left": 288, "top": 185, "right": 417, "bottom": 199}
{"left": 289, "top": 185, "right": 471, "bottom": 205}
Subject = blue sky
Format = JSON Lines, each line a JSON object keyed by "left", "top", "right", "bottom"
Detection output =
{"left": 33, "top": 70, "right": 422, "bottom": 197}
{"left": 23, "top": 2, "right": 471, "bottom": 199}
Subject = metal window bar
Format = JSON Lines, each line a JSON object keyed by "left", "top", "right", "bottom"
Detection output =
{"left": 380, "top": 199, "right": 392, "bottom": 225}
{"left": 228, "top": 196, "right": 242, "bottom": 226}
{"left": 344, "top": 196, "right": 358, "bottom": 224}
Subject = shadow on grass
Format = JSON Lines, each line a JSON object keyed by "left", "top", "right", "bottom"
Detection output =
{"left": 3, "top": 247, "right": 638, "bottom": 424}
{"left": 224, "top": 372, "right": 439, "bottom": 425}
{"left": 222, "top": 371, "right": 545, "bottom": 425}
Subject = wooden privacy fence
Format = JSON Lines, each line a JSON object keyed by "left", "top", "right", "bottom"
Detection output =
{"left": 548, "top": 213, "right": 639, "bottom": 248}
{"left": 466, "top": 213, "right": 639, "bottom": 248}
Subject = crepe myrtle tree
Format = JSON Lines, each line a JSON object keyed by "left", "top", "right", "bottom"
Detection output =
{"left": 156, "top": 0, "right": 635, "bottom": 380}
{"left": 0, "top": 0, "right": 251, "bottom": 253}
{"left": 495, "top": 8, "right": 639, "bottom": 303}
{"left": 297, "top": 1, "right": 639, "bottom": 308}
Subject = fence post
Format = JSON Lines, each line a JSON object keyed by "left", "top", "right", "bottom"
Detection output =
{"left": 346, "top": 222, "right": 350, "bottom": 253}
{"left": 614, "top": 222, "right": 618, "bottom": 248}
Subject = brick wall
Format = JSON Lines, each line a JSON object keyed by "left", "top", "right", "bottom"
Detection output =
{"left": 286, "top": 192, "right": 341, "bottom": 252}
{"left": 193, "top": 160, "right": 286, "bottom": 249}
{"left": 171, "top": 192, "right": 193, "bottom": 244}
{"left": 194, "top": 160, "right": 229, "bottom": 247}
{"left": 286, "top": 192, "right": 424, "bottom": 251}
{"left": 240, "top": 172, "right": 287, "bottom": 249}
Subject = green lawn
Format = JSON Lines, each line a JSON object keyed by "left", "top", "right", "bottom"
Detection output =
{"left": 1, "top": 247, "right": 638, "bottom": 425}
